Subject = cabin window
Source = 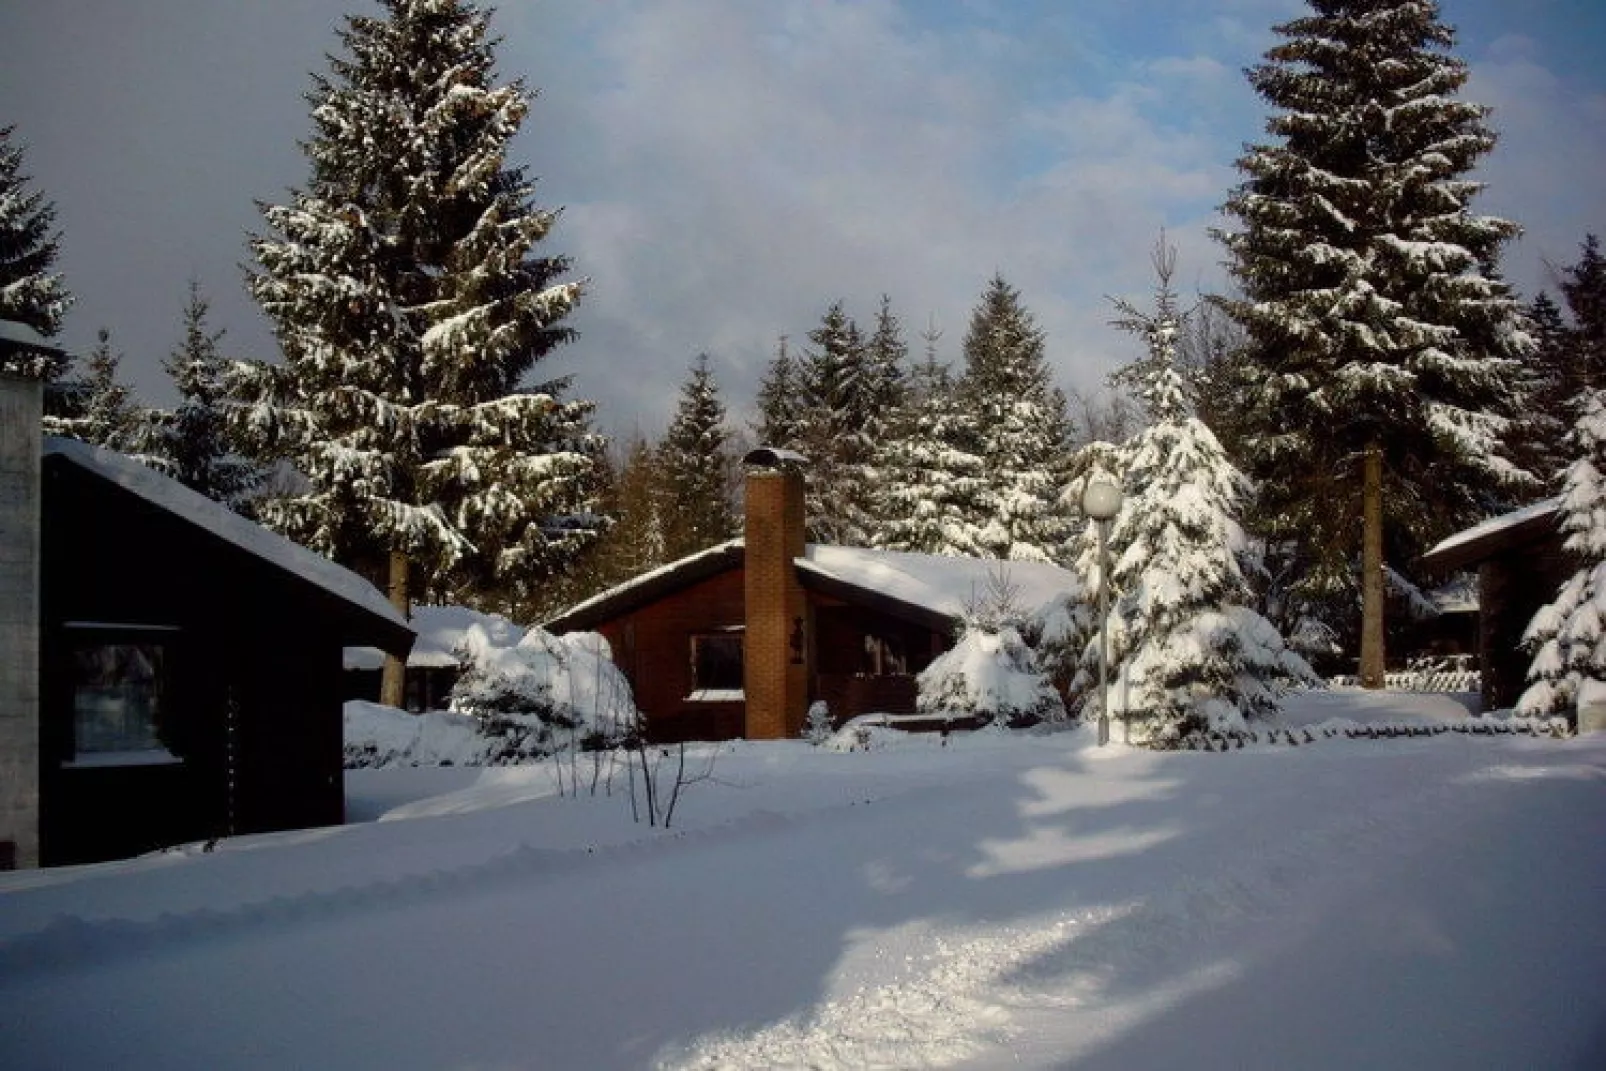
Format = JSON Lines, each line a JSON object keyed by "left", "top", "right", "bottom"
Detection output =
{"left": 689, "top": 632, "right": 743, "bottom": 698}
{"left": 63, "top": 627, "right": 180, "bottom": 767}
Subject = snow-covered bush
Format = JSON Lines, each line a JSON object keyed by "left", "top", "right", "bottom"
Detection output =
{"left": 803, "top": 701, "right": 834, "bottom": 745}
{"left": 917, "top": 624, "right": 1066, "bottom": 727}
{"left": 343, "top": 701, "right": 555, "bottom": 768}
{"left": 450, "top": 625, "right": 639, "bottom": 748}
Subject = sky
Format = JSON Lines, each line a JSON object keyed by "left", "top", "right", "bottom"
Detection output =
{"left": 2, "top": 0, "right": 1603, "bottom": 439}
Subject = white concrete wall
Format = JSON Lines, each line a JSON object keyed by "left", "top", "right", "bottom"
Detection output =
{"left": 0, "top": 374, "right": 41, "bottom": 868}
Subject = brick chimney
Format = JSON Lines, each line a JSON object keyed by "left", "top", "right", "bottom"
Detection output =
{"left": 742, "top": 447, "right": 808, "bottom": 740}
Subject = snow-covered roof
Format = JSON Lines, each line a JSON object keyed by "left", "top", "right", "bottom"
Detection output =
{"left": 1429, "top": 573, "right": 1479, "bottom": 615}
{"left": 544, "top": 540, "right": 745, "bottom": 632}
{"left": 345, "top": 603, "right": 522, "bottom": 671}
{"left": 45, "top": 437, "right": 407, "bottom": 632}
{"left": 743, "top": 446, "right": 808, "bottom": 467}
{"left": 800, "top": 545, "right": 1077, "bottom": 622}
{"left": 0, "top": 319, "right": 63, "bottom": 353}
{"left": 1421, "top": 498, "right": 1560, "bottom": 573}
{"left": 545, "top": 539, "right": 1080, "bottom": 634}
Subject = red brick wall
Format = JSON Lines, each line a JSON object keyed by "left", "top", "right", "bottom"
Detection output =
{"left": 593, "top": 568, "right": 747, "bottom": 742}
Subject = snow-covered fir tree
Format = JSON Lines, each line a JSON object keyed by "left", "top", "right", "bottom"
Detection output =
{"left": 918, "top": 569, "right": 1065, "bottom": 727}
{"left": 1215, "top": 0, "right": 1535, "bottom": 686}
{"left": 1517, "top": 388, "right": 1606, "bottom": 718}
{"left": 1032, "top": 438, "right": 1121, "bottom": 695}
{"left": 751, "top": 335, "right": 801, "bottom": 450}
{"left": 1090, "top": 258, "right": 1317, "bottom": 743}
{"left": 875, "top": 349, "right": 986, "bottom": 555}
{"left": 955, "top": 274, "right": 1072, "bottom": 562}
{"left": 230, "top": 0, "right": 603, "bottom": 666}
{"left": 0, "top": 125, "right": 72, "bottom": 382}
{"left": 862, "top": 295, "right": 909, "bottom": 447}
{"left": 658, "top": 354, "right": 736, "bottom": 560}
{"left": 1517, "top": 236, "right": 1606, "bottom": 480}
{"left": 795, "top": 301, "right": 876, "bottom": 544}
{"left": 135, "top": 281, "right": 264, "bottom": 509}
{"left": 45, "top": 328, "right": 141, "bottom": 450}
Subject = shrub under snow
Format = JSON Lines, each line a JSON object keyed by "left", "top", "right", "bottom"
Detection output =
{"left": 917, "top": 625, "right": 1066, "bottom": 727}
{"left": 450, "top": 625, "right": 639, "bottom": 747}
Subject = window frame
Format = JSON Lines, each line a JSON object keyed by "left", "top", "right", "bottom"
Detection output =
{"left": 59, "top": 622, "right": 183, "bottom": 769}
{"left": 687, "top": 629, "right": 744, "bottom": 701}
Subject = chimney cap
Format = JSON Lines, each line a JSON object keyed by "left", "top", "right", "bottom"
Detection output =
{"left": 743, "top": 446, "right": 808, "bottom": 469}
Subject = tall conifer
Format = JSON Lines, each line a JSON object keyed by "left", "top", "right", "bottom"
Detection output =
{"left": 136, "top": 282, "right": 264, "bottom": 508}
{"left": 231, "top": 0, "right": 602, "bottom": 692}
{"left": 0, "top": 126, "right": 72, "bottom": 382}
{"left": 1216, "top": 0, "right": 1533, "bottom": 684}
{"left": 658, "top": 354, "right": 736, "bottom": 560}
{"left": 956, "top": 274, "right": 1071, "bottom": 562}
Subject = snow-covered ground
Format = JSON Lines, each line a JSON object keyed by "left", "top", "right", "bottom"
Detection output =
{"left": 3, "top": 691, "right": 1603, "bottom": 1070}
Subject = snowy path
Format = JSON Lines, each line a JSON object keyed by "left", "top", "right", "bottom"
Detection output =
{"left": 664, "top": 743, "right": 1606, "bottom": 1069}
{"left": 2, "top": 724, "right": 1603, "bottom": 1070}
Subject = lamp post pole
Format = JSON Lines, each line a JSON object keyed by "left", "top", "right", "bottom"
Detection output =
{"left": 1081, "top": 479, "right": 1123, "bottom": 747}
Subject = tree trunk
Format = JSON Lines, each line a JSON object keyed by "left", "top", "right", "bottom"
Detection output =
{"left": 1359, "top": 441, "right": 1386, "bottom": 689}
{"left": 380, "top": 549, "right": 410, "bottom": 709}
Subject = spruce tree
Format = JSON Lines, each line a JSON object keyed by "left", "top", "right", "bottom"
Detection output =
{"left": 751, "top": 334, "right": 801, "bottom": 450}
{"left": 658, "top": 354, "right": 737, "bottom": 560}
{"left": 956, "top": 274, "right": 1071, "bottom": 562}
{"left": 45, "top": 328, "right": 140, "bottom": 450}
{"left": 875, "top": 350, "right": 986, "bottom": 555}
{"left": 795, "top": 301, "right": 876, "bottom": 544}
{"left": 1215, "top": 0, "right": 1534, "bottom": 686}
{"left": 1091, "top": 254, "right": 1318, "bottom": 742}
{"left": 1517, "top": 388, "right": 1606, "bottom": 718}
{"left": 230, "top": 0, "right": 602, "bottom": 696}
{"left": 136, "top": 281, "right": 264, "bottom": 508}
{"left": 0, "top": 125, "right": 73, "bottom": 382}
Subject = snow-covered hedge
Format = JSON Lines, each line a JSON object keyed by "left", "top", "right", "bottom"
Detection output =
{"left": 344, "top": 701, "right": 556, "bottom": 767}
{"left": 450, "top": 625, "right": 638, "bottom": 747}
{"left": 917, "top": 625, "right": 1066, "bottom": 727}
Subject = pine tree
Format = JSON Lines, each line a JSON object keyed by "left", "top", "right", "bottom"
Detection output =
{"left": 45, "top": 328, "right": 141, "bottom": 450}
{"left": 0, "top": 125, "right": 72, "bottom": 381}
{"left": 751, "top": 335, "right": 801, "bottom": 450}
{"left": 555, "top": 435, "right": 667, "bottom": 609}
{"left": 795, "top": 301, "right": 876, "bottom": 544}
{"left": 1517, "top": 388, "right": 1606, "bottom": 718}
{"left": 135, "top": 281, "right": 264, "bottom": 508}
{"left": 956, "top": 274, "right": 1071, "bottom": 562}
{"left": 1558, "top": 235, "right": 1606, "bottom": 383}
{"left": 658, "top": 354, "right": 737, "bottom": 560}
{"left": 1215, "top": 0, "right": 1535, "bottom": 686}
{"left": 1514, "top": 237, "right": 1606, "bottom": 497}
{"left": 1091, "top": 251, "right": 1317, "bottom": 743}
{"left": 1508, "top": 291, "right": 1572, "bottom": 483}
{"left": 875, "top": 349, "right": 986, "bottom": 555}
{"left": 230, "top": 0, "right": 602, "bottom": 688}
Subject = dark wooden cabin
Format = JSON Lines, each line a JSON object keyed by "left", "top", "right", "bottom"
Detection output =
{"left": 35, "top": 438, "right": 413, "bottom": 866}
{"left": 1419, "top": 499, "right": 1569, "bottom": 712}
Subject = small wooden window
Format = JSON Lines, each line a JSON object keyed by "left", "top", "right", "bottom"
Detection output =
{"left": 690, "top": 633, "right": 743, "bottom": 694}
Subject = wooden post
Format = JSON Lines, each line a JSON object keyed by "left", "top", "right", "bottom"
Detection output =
{"left": 380, "top": 549, "right": 409, "bottom": 708}
{"left": 1360, "top": 441, "right": 1385, "bottom": 689}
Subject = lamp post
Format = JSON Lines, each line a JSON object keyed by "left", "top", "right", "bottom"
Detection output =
{"left": 1081, "top": 479, "right": 1122, "bottom": 746}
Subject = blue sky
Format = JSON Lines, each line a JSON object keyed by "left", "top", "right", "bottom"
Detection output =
{"left": 2, "top": 0, "right": 1602, "bottom": 437}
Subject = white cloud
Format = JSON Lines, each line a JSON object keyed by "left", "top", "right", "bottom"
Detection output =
{"left": 525, "top": 0, "right": 1253, "bottom": 431}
